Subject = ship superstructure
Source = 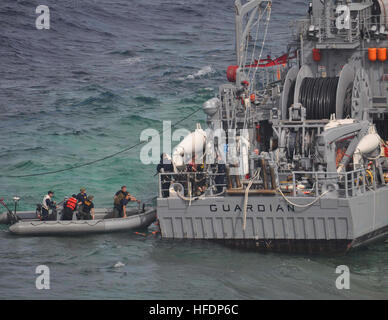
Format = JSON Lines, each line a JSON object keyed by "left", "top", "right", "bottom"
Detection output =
{"left": 156, "top": 0, "right": 388, "bottom": 254}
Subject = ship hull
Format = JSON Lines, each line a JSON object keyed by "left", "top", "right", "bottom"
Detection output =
{"left": 157, "top": 187, "right": 388, "bottom": 254}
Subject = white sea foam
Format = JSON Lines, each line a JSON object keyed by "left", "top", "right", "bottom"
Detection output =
{"left": 119, "top": 57, "right": 144, "bottom": 65}
{"left": 180, "top": 66, "right": 215, "bottom": 81}
{"left": 114, "top": 261, "right": 125, "bottom": 268}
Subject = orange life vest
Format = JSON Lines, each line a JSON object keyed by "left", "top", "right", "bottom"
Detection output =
{"left": 66, "top": 197, "right": 77, "bottom": 211}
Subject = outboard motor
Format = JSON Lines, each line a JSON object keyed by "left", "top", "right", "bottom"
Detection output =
{"left": 0, "top": 199, "right": 19, "bottom": 225}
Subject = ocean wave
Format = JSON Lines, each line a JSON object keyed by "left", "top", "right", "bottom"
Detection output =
{"left": 74, "top": 91, "right": 122, "bottom": 109}
{"left": 119, "top": 114, "right": 162, "bottom": 127}
{"left": 9, "top": 160, "right": 38, "bottom": 170}
{"left": 108, "top": 50, "right": 137, "bottom": 57}
{"left": 179, "top": 93, "right": 214, "bottom": 104}
{"left": 117, "top": 57, "right": 144, "bottom": 65}
{"left": 134, "top": 96, "right": 160, "bottom": 105}
{"left": 0, "top": 147, "right": 46, "bottom": 162}
{"left": 179, "top": 66, "right": 216, "bottom": 81}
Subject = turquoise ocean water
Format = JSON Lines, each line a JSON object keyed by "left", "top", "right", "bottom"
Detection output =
{"left": 0, "top": 0, "right": 387, "bottom": 299}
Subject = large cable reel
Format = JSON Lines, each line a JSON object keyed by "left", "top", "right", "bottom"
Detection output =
{"left": 283, "top": 63, "right": 358, "bottom": 120}
{"left": 336, "top": 63, "right": 355, "bottom": 119}
{"left": 351, "top": 67, "right": 372, "bottom": 120}
{"left": 281, "top": 65, "right": 298, "bottom": 120}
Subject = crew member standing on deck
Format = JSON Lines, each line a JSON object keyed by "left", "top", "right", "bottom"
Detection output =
{"left": 41, "top": 191, "right": 56, "bottom": 221}
{"left": 157, "top": 153, "right": 174, "bottom": 197}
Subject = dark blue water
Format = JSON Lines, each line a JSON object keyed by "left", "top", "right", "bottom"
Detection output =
{"left": 0, "top": 0, "right": 387, "bottom": 299}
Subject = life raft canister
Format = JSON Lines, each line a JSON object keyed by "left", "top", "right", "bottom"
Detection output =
{"left": 227, "top": 65, "right": 238, "bottom": 82}
{"left": 66, "top": 197, "right": 77, "bottom": 210}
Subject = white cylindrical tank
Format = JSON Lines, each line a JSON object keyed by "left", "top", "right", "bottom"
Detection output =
{"left": 356, "top": 133, "right": 381, "bottom": 155}
{"left": 354, "top": 133, "right": 382, "bottom": 168}
{"left": 239, "top": 136, "right": 250, "bottom": 176}
{"left": 172, "top": 125, "right": 207, "bottom": 171}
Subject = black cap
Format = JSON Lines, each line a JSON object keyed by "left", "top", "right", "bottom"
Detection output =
{"left": 72, "top": 194, "right": 77, "bottom": 198}
{"left": 48, "top": 191, "right": 54, "bottom": 195}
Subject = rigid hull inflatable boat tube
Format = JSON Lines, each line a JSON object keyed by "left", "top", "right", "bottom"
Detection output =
{"left": 1, "top": 208, "right": 125, "bottom": 225}
{"left": 8, "top": 208, "right": 156, "bottom": 236}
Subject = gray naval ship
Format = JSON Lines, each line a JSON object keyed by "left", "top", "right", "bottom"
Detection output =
{"left": 156, "top": 0, "right": 388, "bottom": 254}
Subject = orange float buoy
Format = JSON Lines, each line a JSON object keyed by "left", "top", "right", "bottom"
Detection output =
{"left": 368, "top": 48, "right": 377, "bottom": 62}
{"left": 250, "top": 94, "right": 256, "bottom": 103}
{"left": 378, "top": 48, "right": 387, "bottom": 62}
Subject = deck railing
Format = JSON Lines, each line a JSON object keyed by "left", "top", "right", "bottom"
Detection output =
{"left": 158, "top": 172, "right": 227, "bottom": 198}
{"left": 285, "top": 168, "right": 376, "bottom": 199}
{"left": 159, "top": 168, "right": 377, "bottom": 199}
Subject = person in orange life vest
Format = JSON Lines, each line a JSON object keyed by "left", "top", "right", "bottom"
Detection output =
{"left": 62, "top": 194, "right": 78, "bottom": 221}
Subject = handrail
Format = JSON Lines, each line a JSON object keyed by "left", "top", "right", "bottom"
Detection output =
{"left": 281, "top": 168, "right": 374, "bottom": 199}
{"left": 158, "top": 168, "right": 376, "bottom": 199}
{"left": 158, "top": 172, "right": 227, "bottom": 198}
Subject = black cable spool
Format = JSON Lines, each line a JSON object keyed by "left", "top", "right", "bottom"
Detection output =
{"left": 299, "top": 77, "right": 339, "bottom": 119}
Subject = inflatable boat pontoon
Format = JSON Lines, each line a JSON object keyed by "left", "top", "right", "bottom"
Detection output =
{"left": 7, "top": 207, "right": 157, "bottom": 236}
